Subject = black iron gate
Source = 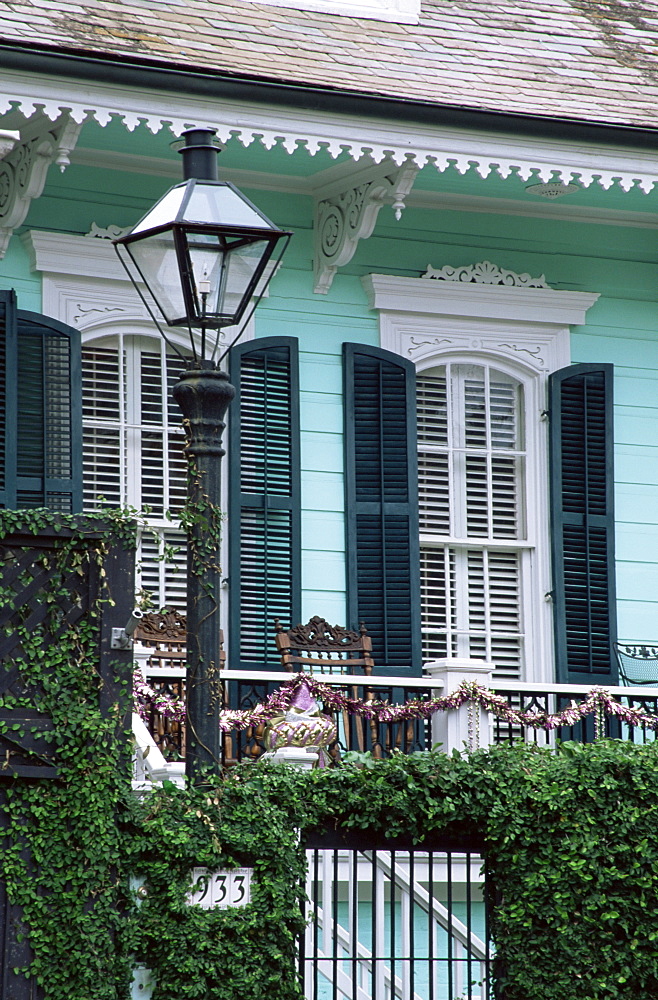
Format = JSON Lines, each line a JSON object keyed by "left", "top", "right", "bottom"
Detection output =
{"left": 301, "top": 831, "right": 492, "bottom": 1000}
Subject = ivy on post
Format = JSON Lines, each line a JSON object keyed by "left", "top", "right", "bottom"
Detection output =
{"left": 174, "top": 365, "right": 234, "bottom": 782}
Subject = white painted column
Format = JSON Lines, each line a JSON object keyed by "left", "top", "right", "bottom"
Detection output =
{"left": 424, "top": 659, "right": 495, "bottom": 753}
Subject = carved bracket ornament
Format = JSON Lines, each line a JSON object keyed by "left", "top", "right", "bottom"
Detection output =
{"left": 275, "top": 615, "right": 368, "bottom": 651}
{"left": 85, "top": 222, "right": 130, "bottom": 240}
{"left": 314, "top": 159, "right": 419, "bottom": 294}
{"left": 0, "top": 112, "right": 82, "bottom": 258}
{"left": 422, "top": 260, "right": 550, "bottom": 288}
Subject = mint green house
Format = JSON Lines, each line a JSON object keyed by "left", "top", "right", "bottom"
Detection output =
{"left": 1, "top": 2, "right": 658, "bottom": 997}
{"left": 3, "top": 0, "right": 658, "bottom": 689}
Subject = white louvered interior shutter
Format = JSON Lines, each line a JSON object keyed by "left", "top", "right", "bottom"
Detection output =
{"left": 82, "top": 336, "right": 189, "bottom": 610}
{"left": 418, "top": 362, "right": 527, "bottom": 679}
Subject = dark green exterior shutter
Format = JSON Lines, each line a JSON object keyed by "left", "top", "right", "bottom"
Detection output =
{"left": 344, "top": 343, "right": 421, "bottom": 675}
{"left": 0, "top": 293, "right": 82, "bottom": 513}
{"left": 229, "top": 338, "right": 301, "bottom": 670}
{"left": 550, "top": 363, "right": 617, "bottom": 684}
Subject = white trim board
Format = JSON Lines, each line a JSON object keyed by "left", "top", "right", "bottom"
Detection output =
{"left": 22, "top": 229, "right": 256, "bottom": 348}
{"left": 362, "top": 273, "right": 599, "bottom": 333}
{"left": 3, "top": 69, "right": 658, "bottom": 193}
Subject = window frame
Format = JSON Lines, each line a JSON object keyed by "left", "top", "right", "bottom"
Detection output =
{"left": 362, "top": 270, "right": 600, "bottom": 684}
{"left": 416, "top": 353, "right": 543, "bottom": 680}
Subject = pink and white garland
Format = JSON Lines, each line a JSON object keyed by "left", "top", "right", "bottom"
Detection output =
{"left": 134, "top": 670, "right": 658, "bottom": 735}
{"left": 134, "top": 668, "right": 186, "bottom": 723}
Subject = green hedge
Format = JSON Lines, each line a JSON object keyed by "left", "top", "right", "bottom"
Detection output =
{"left": 121, "top": 741, "right": 658, "bottom": 1000}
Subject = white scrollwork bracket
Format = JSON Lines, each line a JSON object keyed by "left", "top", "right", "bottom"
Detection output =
{"left": 314, "top": 159, "right": 418, "bottom": 294}
{"left": 0, "top": 112, "right": 83, "bottom": 258}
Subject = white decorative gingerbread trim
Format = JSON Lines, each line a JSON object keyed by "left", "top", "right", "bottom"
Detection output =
{"left": 0, "top": 129, "right": 19, "bottom": 160}
{"left": 422, "top": 261, "right": 549, "bottom": 288}
{"left": 313, "top": 159, "right": 418, "bottom": 293}
{"left": 3, "top": 71, "right": 656, "bottom": 194}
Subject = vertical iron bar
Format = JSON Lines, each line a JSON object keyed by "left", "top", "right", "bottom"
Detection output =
{"left": 447, "top": 851, "right": 453, "bottom": 1000}
{"left": 371, "top": 851, "right": 377, "bottom": 1000}
{"left": 352, "top": 850, "right": 358, "bottom": 1000}
{"left": 409, "top": 850, "right": 415, "bottom": 1000}
{"left": 466, "top": 851, "right": 473, "bottom": 999}
{"left": 390, "top": 849, "right": 396, "bottom": 999}
{"left": 428, "top": 850, "right": 434, "bottom": 1000}
{"left": 332, "top": 848, "right": 339, "bottom": 1000}
{"left": 484, "top": 859, "right": 491, "bottom": 1000}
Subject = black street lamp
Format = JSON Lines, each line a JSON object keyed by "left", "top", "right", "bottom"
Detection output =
{"left": 115, "top": 129, "right": 291, "bottom": 781}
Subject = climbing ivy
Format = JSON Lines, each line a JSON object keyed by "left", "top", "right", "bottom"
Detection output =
{"left": 2, "top": 509, "right": 658, "bottom": 1000}
{"left": 119, "top": 741, "right": 658, "bottom": 1000}
{"left": 0, "top": 508, "right": 136, "bottom": 997}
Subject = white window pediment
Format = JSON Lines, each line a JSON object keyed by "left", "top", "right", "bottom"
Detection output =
{"left": 362, "top": 269, "right": 600, "bottom": 375}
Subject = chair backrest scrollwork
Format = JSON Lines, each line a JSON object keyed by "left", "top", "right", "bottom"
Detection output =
{"left": 274, "top": 615, "right": 374, "bottom": 675}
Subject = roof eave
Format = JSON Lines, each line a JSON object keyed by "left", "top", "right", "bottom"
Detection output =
{"left": 2, "top": 38, "right": 658, "bottom": 151}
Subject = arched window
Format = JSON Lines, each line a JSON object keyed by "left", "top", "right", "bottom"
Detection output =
{"left": 81, "top": 333, "right": 189, "bottom": 609}
{"left": 418, "top": 361, "right": 528, "bottom": 679}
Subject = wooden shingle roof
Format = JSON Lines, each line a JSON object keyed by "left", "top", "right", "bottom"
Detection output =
{"left": 2, "top": 0, "right": 658, "bottom": 128}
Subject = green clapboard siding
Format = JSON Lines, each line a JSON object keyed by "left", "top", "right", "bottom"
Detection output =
{"left": 10, "top": 136, "right": 658, "bottom": 663}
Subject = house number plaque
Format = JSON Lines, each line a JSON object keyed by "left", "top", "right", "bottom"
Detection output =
{"left": 187, "top": 867, "right": 252, "bottom": 909}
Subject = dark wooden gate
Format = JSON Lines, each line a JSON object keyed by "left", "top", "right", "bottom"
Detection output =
{"left": 0, "top": 519, "right": 135, "bottom": 999}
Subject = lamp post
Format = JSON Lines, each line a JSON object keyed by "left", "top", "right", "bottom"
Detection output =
{"left": 115, "top": 129, "right": 291, "bottom": 782}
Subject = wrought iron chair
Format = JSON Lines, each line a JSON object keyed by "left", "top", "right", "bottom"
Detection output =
{"left": 614, "top": 641, "right": 658, "bottom": 687}
{"left": 274, "top": 615, "right": 374, "bottom": 675}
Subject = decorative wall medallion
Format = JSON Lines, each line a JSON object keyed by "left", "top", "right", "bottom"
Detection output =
{"left": 0, "top": 112, "right": 82, "bottom": 258}
{"left": 314, "top": 159, "right": 418, "bottom": 293}
{"left": 421, "top": 261, "right": 550, "bottom": 288}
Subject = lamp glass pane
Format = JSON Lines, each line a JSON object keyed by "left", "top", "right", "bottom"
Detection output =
{"left": 187, "top": 238, "right": 269, "bottom": 323}
{"left": 127, "top": 231, "right": 186, "bottom": 324}
{"left": 188, "top": 241, "right": 228, "bottom": 318}
{"left": 183, "top": 183, "right": 274, "bottom": 230}
{"left": 220, "top": 239, "right": 272, "bottom": 319}
{"left": 187, "top": 237, "right": 271, "bottom": 324}
{"left": 130, "top": 186, "right": 187, "bottom": 236}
